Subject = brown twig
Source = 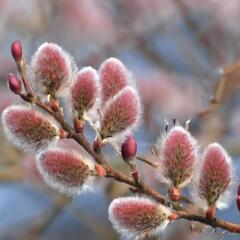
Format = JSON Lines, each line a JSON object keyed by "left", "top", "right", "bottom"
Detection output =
{"left": 14, "top": 56, "right": 240, "bottom": 235}
{"left": 197, "top": 60, "right": 240, "bottom": 118}
{"left": 136, "top": 155, "right": 159, "bottom": 167}
{"left": 178, "top": 211, "right": 240, "bottom": 233}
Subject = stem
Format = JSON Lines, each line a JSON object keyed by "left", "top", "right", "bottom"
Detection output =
{"left": 136, "top": 155, "right": 159, "bottom": 167}
{"left": 16, "top": 83, "right": 240, "bottom": 234}
{"left": 178, "top": 211, "right": 240, "bottom": 233}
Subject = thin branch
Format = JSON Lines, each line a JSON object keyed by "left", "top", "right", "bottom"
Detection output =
{"left": 14, "top": 59, "right": 240, "bottom": 235}
{"left": 136, "top": 155, "right": 159, "bottom": 167}
{"left": 178, "top": 211, "right": 240, "bottom": 233}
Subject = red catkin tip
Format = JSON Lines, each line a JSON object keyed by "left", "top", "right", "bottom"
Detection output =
{"left": 37, "top": 149, "right": 94, "bottom": 195}
{"left": 108, "top": 196, "right": 171, "bottom": 239}
{"left": 160, "top": 126, "right": 197, "bottom": 188}
{"left": 100, "top": 87, "right": 141, "bottom": 139}
{"left": 8, "top": 73, "right": 22, "bottom": 94}
{"left": 99, "top": 58, "right": 129, "bottom": 103}
{"left": 121, "top": 135, "right": 137, "bottom": 161}
{"left": 11, "top": 40, "right": 22, "bottom": 61}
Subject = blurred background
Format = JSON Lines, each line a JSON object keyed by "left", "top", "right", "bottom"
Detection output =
{"left": 1, "top": 0, "right": 240, "bottom": 239}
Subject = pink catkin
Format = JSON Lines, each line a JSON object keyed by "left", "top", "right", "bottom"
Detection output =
{"left": 31, "top": 43, "right": 72, "bottom": 95}
{"left": 99, "top": 58, "right": 129, "bottom": 103}
{"left": 198, "top": 143, "right": 232, "bottom": 207}
{"left": 161, "top": 126, "right": 197, "bottom": 187}
{"left": 2, "top": 105, "right": 58, "bottom": 150}
{"left": 37, "top": 149, "right": 94, "bottom": 195}
{"left": 71, "top": 67, "right": 98, "bottom": 117}
{"left": 109, "top": 197, "right": 170, "bottom": 239}
{"left": 100, "top": 87, "right": 140, "bottom": 139}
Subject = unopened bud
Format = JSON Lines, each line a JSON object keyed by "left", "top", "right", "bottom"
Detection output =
{"left": 206, "top": 206, "right": 216, "bottom": 220}
{"left": 121, "top": 135, "right": 137, "bottom": 161}
{"left": 95, "top": 164, "right": 106, "bottom": 177}
{"left": 168, "top": 213, "right": 179, "bottom": 221}
{"left": 8, "top": 73, "right": 22, "bottom": 94}
{"left": 11, "top": 40, "right": 23, "bottom": 61}
{"left": 93, "top": 138, "right": 101, "bottom": 153}
{"left": 49, "top": 99, "right": 60, "bottom": 111}
{"left": 59, "top": 129, "right": 68, "bottom": 138}
{"left": 168, "top": 187, "right": 180, "bottom": 201}
{"left": 73, "top": 117, "right": 84, "bottom": 133}
{"left": 131, "top": 171, "right": 139, "bottom": 183}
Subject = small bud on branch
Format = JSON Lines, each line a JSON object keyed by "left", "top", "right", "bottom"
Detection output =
{"left": 11, "top": 40, "right": 22, "bottom": 61}
{"left": 121, "top": 135, "right": 137, "bottom": 162}
{"left": 8, "top": 73, "right": 22, "bottom": 94}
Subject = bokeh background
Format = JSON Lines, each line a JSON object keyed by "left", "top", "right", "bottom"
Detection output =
{"left": 1, "top": 0, "right": 240, "bottom": 239}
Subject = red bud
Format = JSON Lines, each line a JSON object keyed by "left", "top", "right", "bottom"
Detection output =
{"left": 8, "top": 73, "right": 22, "bottom": 94}
{"left": 95, "top": 164, "right": 106, "bottom": 177}
{"left": 238, "top": 185, "right": 240, "bottom": 196}
{"left": 168, "top": 187, "right": 180, "bottom": 201}
{"left": 121, "top": 135, "right": 137, "bottom": 161}
{"left": 131, "top": 171, "right": 139, "bottom": 183}
{"left": 93, "top": 138, "right": 102, "bottom": 153}
{"left": 73, "top": 117, "right": 84, "bottom": 133}
{"left": 11, "top": 40, "right": 22, "bottom": 61}
{"left": 206, "top": 206, "right": 216, "bottom": 220}
{"left": 168, "top": 213, "right": 179, "bottom": 221}
{"left": 49, "top": 99, "right": 60, "bottom": 111}
{"left": 59, "top": 129, "right": 68, "bottom": 138}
